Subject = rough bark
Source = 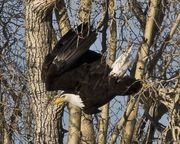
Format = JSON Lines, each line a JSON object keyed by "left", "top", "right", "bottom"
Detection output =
{"left": 0, "top": 74, "right": 4, "bottom": 144}
{"left": 0, "top": 95, "right": 12, "bottom": 144}
{"left": 68, "top": 104, "right": 81, "bottom": 144}
{"left": 25, "top": 0, "right": 63, "bottom": 143}
{"left": 81, "top": 113, "right": 95, "bottom": 144}
{"left": 1, "top": 0, "right": 179, "bottom": 143}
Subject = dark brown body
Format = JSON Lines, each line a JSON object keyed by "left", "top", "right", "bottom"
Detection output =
{"left": 45, "top": 55, "right": 141, "bottom": 114}
{"left": 42, "top": 23, "right": 142, "bottom": 114}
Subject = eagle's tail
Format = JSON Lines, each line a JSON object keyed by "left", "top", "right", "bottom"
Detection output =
{"left": 110, "top": 45, "right": 134, "bottom": 77}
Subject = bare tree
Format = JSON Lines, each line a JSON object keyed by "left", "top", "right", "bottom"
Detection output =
{"left": 1, "top": 0, "right": 180, "bottom": 143}
{"left": 0, "top": 0, "right": 32, "bottom": 143}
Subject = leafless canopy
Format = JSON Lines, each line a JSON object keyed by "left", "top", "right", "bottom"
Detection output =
{"left": 0, "top": 0, "right": 179, "bottom": 143}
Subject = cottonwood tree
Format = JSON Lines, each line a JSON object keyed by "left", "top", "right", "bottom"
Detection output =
{"left": 1, "top": 0, "right": 179, "bottom": 143}
{"left": 0, "top": 0, "right": 32, "bottom": 143}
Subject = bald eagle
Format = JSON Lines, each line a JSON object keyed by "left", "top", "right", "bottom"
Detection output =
{"left": 42, "top": 23, "right": 142, "bottom": 114}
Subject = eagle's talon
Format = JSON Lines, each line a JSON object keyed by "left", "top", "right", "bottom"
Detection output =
{"left": 54, "top": 96, "right": 65, "bottom": 106}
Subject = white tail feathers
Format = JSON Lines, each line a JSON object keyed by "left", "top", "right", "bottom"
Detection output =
{"left": 110, "top": 45, "right": 134, "bottom": 77}
{"left": 110, "top": 59, "right": 134, "bottom": 77}
{"left": 62, "top": 94, "right": 85, "bottom": 108}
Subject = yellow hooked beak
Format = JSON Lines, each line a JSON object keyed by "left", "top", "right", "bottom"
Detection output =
{"left": 54, "top": 96, "right": 65, "bottom": 106}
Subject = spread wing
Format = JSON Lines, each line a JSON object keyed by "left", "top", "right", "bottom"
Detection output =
{"left": 52, "top": 23, "right": 97, "bottom": 74}
{"left": 42, "top": 23, "right": 97, "bottom": 82}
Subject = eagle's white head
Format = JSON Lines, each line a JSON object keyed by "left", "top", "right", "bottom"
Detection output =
{"left": 62, "top": 94, "right": 85, "bottom": 108}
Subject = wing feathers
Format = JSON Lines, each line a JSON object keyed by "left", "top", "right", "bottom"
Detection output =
{"left": 52, "top": 23, "right": 97, "bottom": 75}
{"left": 42, "top": 23, "right": 98, "bottom": 86}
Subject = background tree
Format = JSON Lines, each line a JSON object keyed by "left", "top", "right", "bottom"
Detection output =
{"left": 1, "top": 0, "right": 179, "bottom": 143}
{"left": 0, "top": 0, "right": 32, "bottom": 143}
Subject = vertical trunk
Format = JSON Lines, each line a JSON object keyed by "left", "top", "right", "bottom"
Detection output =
{"left": 1, "top": 71, "right": 13, "bottom": 144}
{"left": 3, "top": 129, "right": 11, "bottom": 144}
{"left": 54, "top": 1, "right": 80, "bottom": 144}
{"left": 98, "top": 106, "right": 109, "bottom": 144}
{"left": 68, "top": 104, "right": 81, "bottom": 144}
{"left": 25, "top": 1, "right": 63, "bottom": 143}
{"left": 77, "top": 1, "right": 96, "bottom": 144}
{"left": 123, "top": 0, "right": 163, "bottom": 143}
{"left": 98, "top": 1, "right": 117, "bottom": 143}
{"left": 81, "top": 113, "right": 95, "bottom": 144}
{"left": 122, "top": 100, "right": 139, "bottom": 144}
{"left": 109, "top": 96, "right": 138, "bottom": 144}
{"left": 135, "top": 0, "right": 161, "bottom": 79}
{"left": 0, "top": 98, "right": 11, "bottom": 144}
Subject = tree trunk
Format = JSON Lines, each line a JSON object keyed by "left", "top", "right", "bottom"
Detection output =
{"left": 98, "top": 0, "right": 117, "bottom": 143}
{"left": 25, "top": 0, "right": 63, "bottom": 143}
{"left": 0, "top": 95, "right": 12, "bottom": 144}
{"left": 77, "top": 1, "right": 96, "bottom": 144}
{"left": 54, "top": 1, "right": 80, "bottom": 144}
{"left": 68, "top": 104, "right": 81, "bottom": 144}
{"left": 81, "top": 113, "right": 95, "bottom": 144}
{"left": 122, "top": 100, "right": 139, "bottom": 144}
{"left": 123, "top": 0, "right": 163, "bottom": 143}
